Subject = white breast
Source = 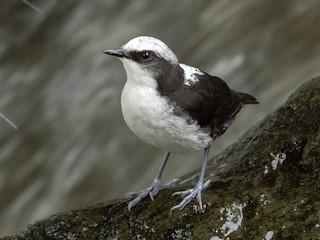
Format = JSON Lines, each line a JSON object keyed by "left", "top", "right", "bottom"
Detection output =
{"left": 121, "top": 80, "right": 212, "bottom": 153}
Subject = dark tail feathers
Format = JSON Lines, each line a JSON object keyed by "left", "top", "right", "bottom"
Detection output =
{"left": 237, "top": 92, "right": 259, "bottom": 105}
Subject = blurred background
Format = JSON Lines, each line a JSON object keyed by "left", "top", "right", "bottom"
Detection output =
{"left": 1, "top": 0, "right": 320, "bottom": 236}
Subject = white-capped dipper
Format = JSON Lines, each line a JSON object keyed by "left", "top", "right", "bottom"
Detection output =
{"left": 104, "top": 36, "right": 258, "bottom": 211}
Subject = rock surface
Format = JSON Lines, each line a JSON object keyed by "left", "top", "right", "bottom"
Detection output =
{"left": 3, "top": 78, "right": 320, "bottom": 239}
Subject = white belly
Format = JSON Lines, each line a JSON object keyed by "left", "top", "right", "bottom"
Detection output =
{"left": 121, "top": 82, "right": 212, "bottom": 153}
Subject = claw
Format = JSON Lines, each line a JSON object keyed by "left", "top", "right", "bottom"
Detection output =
{"left": 196, "top": 191, "right": 203, "bottom": 211}
{"left": 171, "top": 180, "right": 210, "bottom": 211}
{"left": 126, "top": 192, "right": 137, "bottom": 197}
{"left": 170, "top": 195, "right": 194, "bottom": 211}
{"left": 127, "top": 178, "right": 179, "bottom": 211}
{"left": 166, "top": 178, "right": 180, "bottom": 186}
{"left": 128, "top": 191, "right": 149, "bottom": 211}
{"left": 203, "top": 179, "right": 211, "bottom": 188}
{"left": 149, "top": 193, "right": 154, "bottom": 201}
{"left": 172, "top": 189, "right": 192, "bottom": 197}
{"left": 171, "top": 146, "right": 212, "bottom": 211}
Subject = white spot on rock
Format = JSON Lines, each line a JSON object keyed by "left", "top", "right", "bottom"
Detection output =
{"left": 264, "top": 230, "right": 274, "bottom": 240}
{"left": 260, "top": 193, "right": 269, "bottom": 205}
{"left": 210, "top": 236, "right": 223, "bottom": 240}
{"left": 219, "top": 203, "right": 245, "bottom": 237}
{"left": 270, "top": 153, "right": 286, "bottom": 170}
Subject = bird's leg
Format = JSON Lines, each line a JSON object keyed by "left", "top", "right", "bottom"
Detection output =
{"left": 127, "top": 152, "right": 178, "bottom": 210}
{"left": 171, "top": 145, "right": 211, "bottom": 211}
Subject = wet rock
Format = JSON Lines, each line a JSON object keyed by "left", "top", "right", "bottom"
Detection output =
{"left": 3, "top": 78, "right": 320, "bottom": 239}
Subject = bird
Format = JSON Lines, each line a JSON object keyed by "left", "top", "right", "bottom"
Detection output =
{"left": 104, "top": 36, "right": 258, "bottom": 211}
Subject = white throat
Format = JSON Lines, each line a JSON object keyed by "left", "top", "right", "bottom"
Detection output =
{"left": 121, "top": 58, "right": 158, "bottom": 89}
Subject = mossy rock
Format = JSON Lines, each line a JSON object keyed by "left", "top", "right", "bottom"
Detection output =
{"left": 4, "top": 77, "right": 320, "bottom": 239}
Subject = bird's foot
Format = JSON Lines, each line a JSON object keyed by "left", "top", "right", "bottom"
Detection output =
{"left": 127, "top": 178, "right": 179, "bottom": 211}
{"left": 171, "top": 179, "right": 211, "bottom": 211}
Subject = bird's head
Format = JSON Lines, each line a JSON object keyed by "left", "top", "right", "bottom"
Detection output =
{"left": 104, "top": 36, "right": 180, "bottom": 88}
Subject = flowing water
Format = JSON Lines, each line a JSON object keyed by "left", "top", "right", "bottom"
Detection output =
{"left": 0, "top": 0, "right": 320, "bottom": 236}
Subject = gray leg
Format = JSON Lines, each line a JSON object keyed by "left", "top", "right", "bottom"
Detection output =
{"left": 128, "top": 152, "right": 178, "bottom": 210}
{"left": 171, "top": 145, "right": 211, "bottom": 211}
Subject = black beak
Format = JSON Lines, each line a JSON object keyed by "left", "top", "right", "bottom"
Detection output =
{"left": 103, "top": 49, "right": 125, "bottom": 58}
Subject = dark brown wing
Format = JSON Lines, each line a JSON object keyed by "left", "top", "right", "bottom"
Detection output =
{"left": 169, "top": 73, "right": 257, "bottom": 137}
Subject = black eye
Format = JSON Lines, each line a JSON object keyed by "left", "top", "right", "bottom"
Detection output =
{"left": 141, "top": 51, "right": 151, "bottom": 59}
{"left": 130, "top": 51, "right": 153, "bottom": 63}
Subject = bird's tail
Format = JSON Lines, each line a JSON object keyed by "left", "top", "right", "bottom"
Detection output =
{"left": 237, "top": 92, "right": 259, "bottom": 105}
